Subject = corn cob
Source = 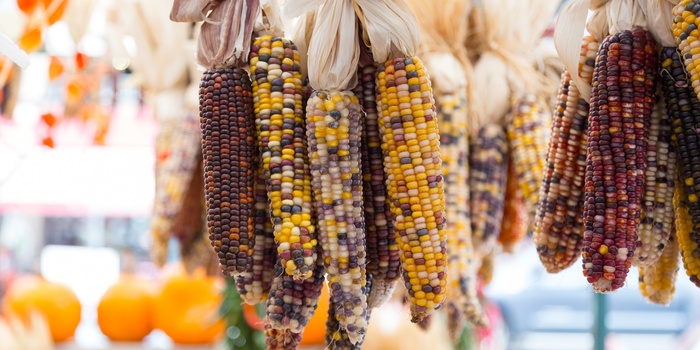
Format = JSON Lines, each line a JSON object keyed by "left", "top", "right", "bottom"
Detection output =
{"left": 353, "top": 65, "right": 399, "bottom": 309}
{"left": 236, "top": 166, "right": 277, "bottom": 305}
{"left": 507, "top": 95, "right": 551, "bottom": 220}
{"left": 325, "top": 272, "right": 372, "bottom": 350}
{"left": 673, "top": 0, "right": 700, "bottom": 102}
{"left": 436, "top": 90, "right": 486, "bottom": 328}
{"left": 470, "top": 124, "right": 508, "bottom": 257}
{"left": 200, "top": 67, "right": 256, "bottom": 276}
{"left": 306, "top": 90, "right": 368, "bottom": 343}
{"left": 265, "top": 259, "right": 326, "bottom": 332}
{"left": 634, "top": 94, "right": 676, "bottom": 267}
{"left": 499, "top": 158, "right": 528, "bottom": 253}
{"left": 250, "top": 36, "right": 317, "bottom": 280}
{"left": 582, "top": 29, "right": 657, "bottom": 293}
{"left": 477, "top": 248, "right": 495, "bottom": 285}
{"left": 661, "top": 46, "right": 700, "bottom": 287}
{"left": 265, "top": 324, "right": 302, "bottom": 350}
{"left": 638, "top": 227, "right": 680, "bottom": 306}
{"left": 534, "top": 36, "right": 598, "bottom": 273}
{"left": 376, "top": 56, "right": 447, "bottom": 323}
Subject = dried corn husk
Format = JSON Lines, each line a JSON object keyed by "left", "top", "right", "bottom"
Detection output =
{"left": 197, "top": 0, "right": 259, "bottom": 69}
{"left": 0, "top": 32, "right": 29, "bottom": 69}
{"left": 63, "top": 0, "right": 96, "bottom": 45}
{"left": 0, "top": 312, "right": 53, "bottom": 350}
{"left": 285, "top": 0, "right": 359, "bottom": 90}
{"left": 290, "top": 9, "right": 316, "bottom": 82}
{"left": 353, "top": 0, "right": 420, "bottom": 62}
{"left": 254, "top": 0, "right": 285, "bottom": 37}
{"left": 170, "top": 0, "right": 214, "bottom": 22}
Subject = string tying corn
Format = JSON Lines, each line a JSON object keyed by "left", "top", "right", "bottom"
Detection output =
{"left": 634, "top": 94, "right": 676, "bottom": 268}
{"left": 376, "top": 56, "right": 447, "bottom": 323}
{"left": 582, "top": 29, "right": 657, "bottom": 292}
{"left": 199, "top": 67, "right": 256, "bottom": 276}
{"left": 507, "top": 95, "right": 551, "bottom": 220}
{"left": 534, "top": 36, "right": 598, "bottom": 273}
{"left": 661, "top": 46, "right": 700, "bottom": 287}
{"left": 236, "top": 167, "right": 277, "bottom": 305}
{"left": 250, "top": 36, "right": 317, "bottom": 280}
{"left": 306, "top": 90, "right": 368, "bottom": 343}
{"left": 353, "top": 66, "right": 399, "bottom": 308}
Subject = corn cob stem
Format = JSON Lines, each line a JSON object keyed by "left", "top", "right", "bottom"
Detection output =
{"left": 265, "top": 260, "right": 326, "bottom": 332}
{"left": 470, "top": 124, "right": 508, "bottom": 257}
{"left": 582, "top": 29, "right": 657, "bottom": 293}
{"left": 200, "top": 67, "right": 256, "bottom": 276}
{"left": 507, "top": 95, "right": 551, "bottom": 220}
{"left": 376, "top": 56, "right": 447, "bottom": 323}
{"left": 236, "top": 166, "right": 277, "bottom": 305}
{"left": 250, "top": 36, "right": 317, "bottom": 280}
{"left": 534, "top": 36, "right": 598, "bottom": 273}
{"left": 306, "top": 90, "right": 368, "bottom": 343}
{"left": 634, "top": 94, "right": 676, "bottom": 268}
{"left": 661, "top": 46, "right": 700, "bottom": 287}
{"left": 353, "top": 66, "right": 399, "bottom": 309}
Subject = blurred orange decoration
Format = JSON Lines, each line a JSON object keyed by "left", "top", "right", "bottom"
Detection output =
{"left": 48, "top": 56, "right": 64, "bottom": 80}
{"left": 16, "top": 0, "right": 69, "bottom": 52}
{"left": 41, "top": 136, "right": 54, "bottom": 148}
{"left": 75, "top": 52, "right": 88, "bottom": 71}
{"left": 98, "top": 276, "right": 156, "bottom": 342}
{"left": 18, "top": 26, "right": 42, "bottom": 53}
{"left": 1, "top": 275, "right": 81, "bottom": 342}
{"left": 300, "top": 283, "right": 330, "bottom": 345}
{"left": 40, "top": 113, "right": 57, "bottom": 127}
{"left": 153, "top": 268, "right": 224, "bottom": 344}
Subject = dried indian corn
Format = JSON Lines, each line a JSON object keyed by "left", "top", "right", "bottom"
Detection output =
{"left": 236, "top": 167, "right": 277, "bottom": 305}
{"left": 507, "top": 95, "right": 551, "bottom": 219}
{"left": 265, "top": 260, "right": 326, "bottom": 332}
{"left": 353, "top": 65, "right": 399, "bottom": 308}
{"left": 306, "top": 90, "right": 368, "bottom": 343}
{"left": 265, "top": 324, "right": 302, "bottom": 350}
{"left": 199, "top": 67, "right": 256, "bottom": 276}
{"left": 470, "top": 124, "right": 508, "bottom": 257}
{"left": 436, "top": 90, "right": 485, "bottom": 328}
{"left": 672, "top": 0, "right": 700, "bottom": 101}
{"left": 582, "top": 29, "right": 657, "bottom": 293}
{"left": 661, "top": 47, "right": 700, "bottom": 287}
{"left": 638, "top": 227, "right": 680, "bottom": 305}
{"left": 325, "top": 272, "right": 372, "bottom": 350}
{"left": 477, "top": 248, "right": 495, "bottom": 285}
{"left": 499, "top": 158, "right": 528, "bottom": 253}
{"left": 250, "top": 36, "right": 317, "bottom": 280}
{"left": 634, "top": 95, "right": 676, "bottom": 267}
{"left": 376, "top": 56, "right": 447, "bottom": 322}
{"left": 534, "top": 36, "right": 598, "bottom": 273}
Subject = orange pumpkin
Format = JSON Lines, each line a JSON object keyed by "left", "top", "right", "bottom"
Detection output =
{"left": 153, "top": 269, "right": 224, "bottom": 344}
{"left": 299, "top": 282, "right": 329, "bottom": 345}
{"left": 48, "top": 56, "right": 64, "bottom": 81}
{"left": 97, "top": 276, "right": 155, "bottom": 342}
{"left": 1, "top": 276, "right": 81, "bottom": 342}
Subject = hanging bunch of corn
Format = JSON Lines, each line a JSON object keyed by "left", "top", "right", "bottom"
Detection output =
{"left": 534, "top": 36, "right": 599, "bottom": 273}
{"left": 353, "top": 65, "right": 400, "bottom": 309}
{"left": 661, "top": 46, "right": 700, "bottom": 288}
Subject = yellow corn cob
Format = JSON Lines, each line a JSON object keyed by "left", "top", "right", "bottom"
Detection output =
{"left": 534, "top": 36, "right": 598, "bottom": 273}
{"left": 638, "top": 227, "right": 680, "bottom": 306}
{"left": 376, "top": 56, "right": 447, "bottom": 323}
{"left": 634, "top": 94, "right": 676, "bottom": 268}
{"left": 675, "top": 173, "right": 700, "bottom": 288}
{"left": 250, "top": 36, "right": 317, "bottom": 280}
{"left": 306, "top": 90, "right": 368, "bottom": 344}
{"left": 436, "top": 91, "right": 486, "bottom": 330}
{"left": 673, "top": 0, "right": 700, "bottom": 102}
{"left": 507, "top": 95, "right": 551, "bottom": 220}
{"left": 477, "top": 248, "right": 495, "bottom": 285}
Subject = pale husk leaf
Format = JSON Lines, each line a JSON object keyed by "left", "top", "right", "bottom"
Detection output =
{"left": 290, "top": 9, "right": 316, "bottom": 82}
{"left": 63, "top": 0, "right": 96, "bottom": 44}
{"left": 254, "top": 0, "right": 285, "bottom": 37}
{"left": 354, "top": 0, "right": 420, "bottom": 62}
{"left": 170, "top": 0, "right": 215, "bottom": 22}
{"left": 471, "top": 52, "right": 510, "bottom": 128}
{"left": 606, "top": 0, "right": 647, "bottom": 35}
{"left": 642, "top": 0, "right": 677, "bottom": 46}
{"left": 556, "top": 0, "right": 596, "bottom": 102}
{"left": 197, "top": 0, "right": 260, "bottom": 69}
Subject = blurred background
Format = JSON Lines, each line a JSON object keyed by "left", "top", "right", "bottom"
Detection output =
{"left": 1, "top": 0, "right": 699, "bottom": 350}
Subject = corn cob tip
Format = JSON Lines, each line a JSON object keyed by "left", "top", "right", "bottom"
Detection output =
{"left": 367, "top": 278, "right": 397, "bottom": 309}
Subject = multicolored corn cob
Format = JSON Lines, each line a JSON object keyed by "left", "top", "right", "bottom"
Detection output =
{"left": 265, "top": 324, "right": 302, "bottom": 350}
{"left": 265, "top": 260, "right": 326, "bottom": 332}
{"left": 353, "top": 65, "right": 399, "bottom": 309}
{"left": 673, "top": 0, "right": 700, "bottom": 102}
{"left": 376, "top": 56, "right": 447, "bottom": 323}
{"left": 435, "top": 90, "right": 485, "bottom": 328}
{"left": 534, "top": 36, "right": 598, "bottom": 273}
{"left": 306, "top": 90, "right": 368, "bottom": 343}
{"left": 507, "top": 95, "right": 551, "bottom": 219}
{"left": 634, "top": 94, "right": 676, "bottom": 267}
{"left": 638, "top": 227, "right": 680, "bottom": 306}
{"left": 499, "top": 158, "right": 529, "bottom": 253}
{"left": 325, "top": 272, "right": 372, "bottom": 350}
{"left": 199, "top": 67, "right": 256, "bottom": 276}
{"left": 661, "top": 46, "right": 700, "bottom": 287}
{"left": 236, "top": 166, "right": 277, "bottom": 305}
{"left": 582, "top": 29, "right": 657, "bottom": 293}
{"left": 470, "top": 124, "right": 508, "bottom": 257}
{"left": 250, "top": 36, "right": 317, "bottom": 280}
